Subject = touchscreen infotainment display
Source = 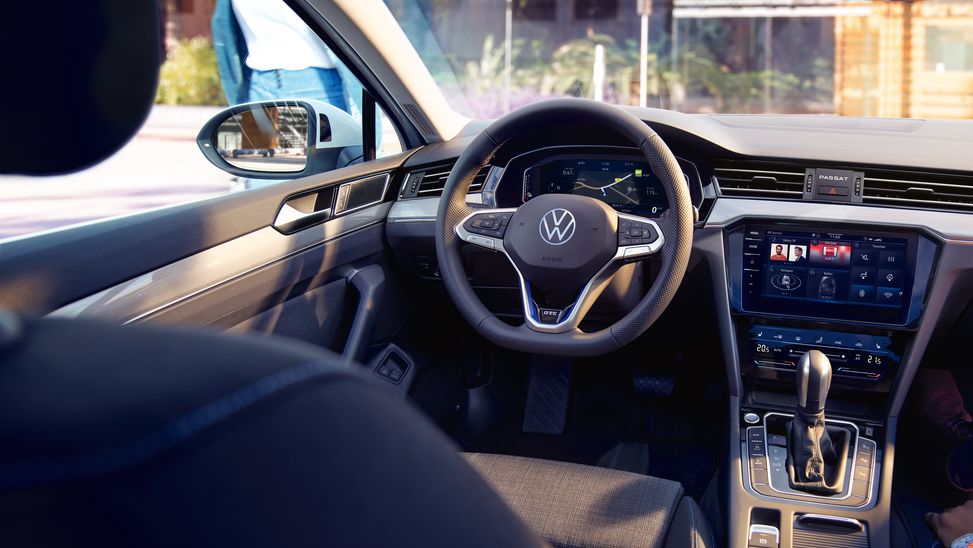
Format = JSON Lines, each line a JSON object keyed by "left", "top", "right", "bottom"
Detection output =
{"left": 741, "top": 225, "right": 916, "bottom": 323}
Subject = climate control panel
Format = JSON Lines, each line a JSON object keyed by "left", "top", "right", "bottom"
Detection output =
{"left": 748, "top": 326, "right": 898, "bottom": 381}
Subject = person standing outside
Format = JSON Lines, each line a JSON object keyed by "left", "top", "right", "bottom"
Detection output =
{"left": 211, "top": 0, "right": 362, "bottom": 115}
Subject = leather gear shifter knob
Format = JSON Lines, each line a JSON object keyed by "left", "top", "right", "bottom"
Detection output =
{"left": 797, "top": 350, "right": 832, "bottom": 414}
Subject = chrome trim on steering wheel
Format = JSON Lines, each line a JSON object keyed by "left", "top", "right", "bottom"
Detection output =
{"left": 455, "top": 208, "right": 664, "bottom": 334}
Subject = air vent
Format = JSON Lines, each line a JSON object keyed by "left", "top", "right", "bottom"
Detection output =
{"left": 714, "top": 160, "right": 805, "bottom": 199}
{"left": 400, "top": 163, "right": 489, "bottom": 198}
{"left": 863, "top": 168, "right": 973, "bottom": 212}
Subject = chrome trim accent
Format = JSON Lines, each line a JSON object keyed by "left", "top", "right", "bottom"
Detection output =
{"left": 387, "top": 195, "right": 481, "bottom": 223}
{"left": 49, "top": 203, "right": 392, "bottom": 323}
{"left": 715, "top": 167, "right": 805, "bottom": 177}
{"left": 454, "top": 208, "right": 663, "bottom": 334}
{"left": 796, "top": 514, "right": 864, "bottom": 531}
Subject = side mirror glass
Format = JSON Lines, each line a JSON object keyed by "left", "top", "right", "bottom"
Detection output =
{"left": 217, "top": 105, "right": 308, "bottom": 173}
{"left": 197, "top": 100, "right": 363, "bottom": 180}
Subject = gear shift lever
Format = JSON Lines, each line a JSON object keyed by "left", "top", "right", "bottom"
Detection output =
{"left": 797, "top": 350, "right": 832, "bottom": 415}
{"left": 786, "top": 350, "right": 849, "bottom": 495}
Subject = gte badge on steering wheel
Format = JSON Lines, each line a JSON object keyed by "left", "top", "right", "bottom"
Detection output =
{"left": 539, "top": 209, "right": 576, "bottom": 245}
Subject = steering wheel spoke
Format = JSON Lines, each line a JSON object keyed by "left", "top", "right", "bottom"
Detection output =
{"left": 514, "top": 260, "right": 621, "bottom": 333}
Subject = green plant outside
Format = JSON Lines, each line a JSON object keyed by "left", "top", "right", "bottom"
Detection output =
{"left": 156, "top": 37, "right": 226, "bottom": 106}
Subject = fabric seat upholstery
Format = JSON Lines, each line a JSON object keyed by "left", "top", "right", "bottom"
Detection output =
{"left": 464, "top": 453, "right": 714, "bottom": 548}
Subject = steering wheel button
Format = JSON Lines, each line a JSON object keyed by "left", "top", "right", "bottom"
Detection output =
{"left": 623, "top": 246, "right": 651, "bottom": 258}
{"left": 466, "top": 235, "right": 495, "bottom": 250}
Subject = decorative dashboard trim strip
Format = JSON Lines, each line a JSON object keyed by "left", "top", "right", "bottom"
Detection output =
{"left": 705, "top": 198, "right": 973, "bottom": 241}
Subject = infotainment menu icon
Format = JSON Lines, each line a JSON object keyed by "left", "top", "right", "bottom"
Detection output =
{"left": 809, "top": 242, "right": 851, "bottom": 266}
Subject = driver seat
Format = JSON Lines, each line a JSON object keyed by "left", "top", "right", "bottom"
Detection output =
{"left": 465, "top": 452, "right": 713, "bottom": 548}
{"left": 0, "top": 315, "right": 712, "bottom": 548}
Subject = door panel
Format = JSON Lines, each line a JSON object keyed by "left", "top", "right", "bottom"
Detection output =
{"left": 0, "top": 152, "right": 411, "bottom": 315}
{"left": 224, "top": 278, "right": 351, "bottom": 351}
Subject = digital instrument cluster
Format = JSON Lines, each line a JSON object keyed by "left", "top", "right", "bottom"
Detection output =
{"left": 522, "top": 156, "right": 669, "bottom": 217}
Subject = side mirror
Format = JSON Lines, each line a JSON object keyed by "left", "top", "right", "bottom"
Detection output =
{"left": 196, "top": 100, "right": 363, "bottom": 180}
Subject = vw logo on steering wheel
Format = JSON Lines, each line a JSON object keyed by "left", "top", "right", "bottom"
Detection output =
{"left": 539, "top": 208, "right": 576, "bottom": 245}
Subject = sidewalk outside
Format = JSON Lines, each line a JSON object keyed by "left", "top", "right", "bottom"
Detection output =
{"left": 0, "top": 105, "right": 234, "bottom": 241}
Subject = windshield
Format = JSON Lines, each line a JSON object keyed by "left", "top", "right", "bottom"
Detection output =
{"left": 385, "top": 0, "right": 973, "bottom": 120}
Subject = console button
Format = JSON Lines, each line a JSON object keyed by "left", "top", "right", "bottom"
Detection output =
{"left": 857, "top": 438, "right": 874, "bottom": 455}
{"left": 875, "top": 287, "right": 904, "bottom": 306}
{"left": 749, "top": 441, "right": 766, "bottom": 456}
{"left": 748, "top": 532, "right": 778, "bottom": 547}
{"left": 853, "top": 248, "right": 877, "bottom": 265}
{"left": 855, "top": 453, "right": 872, "bottom": 468}
{"left": 851, "top": 267, "right": 876, "bottom": 284}
{"left": 750, "top": 456, "right": 767, "bottom": 469}
{"left": 879, "top": 250, "right": 905, "bottom": 267}
{"left": 818, "top": 184, "right": 849, "bottom": 196}
{"left": 878, "top": 269, "right": 904, "bottom": 288}
{"left": 750, "top": 466, "right": 769, "bottom": 486}
{"left": 852, "top": 480, "right": 870, "bottom": 498}
{"left": 748, "top": 429, "right": 765, "bottom": 442}
{"left": 854, "top": 465, "right": 870, "bottom": 482}
{"left": 849, "top": 285, "right": 875, "bottom": 303}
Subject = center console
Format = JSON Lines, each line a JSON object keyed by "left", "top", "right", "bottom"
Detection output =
{"left": 723, "top": 220, "right": 940, "bottom": 547}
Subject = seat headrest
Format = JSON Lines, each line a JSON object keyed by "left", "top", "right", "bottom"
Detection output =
{"left": 0, "top": 0, "right": 161, "bottom": 175}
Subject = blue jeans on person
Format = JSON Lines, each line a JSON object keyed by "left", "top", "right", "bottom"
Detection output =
{"left": 248, "top": 67, "right": 348, "bottom": 113}
{"left": 239, "top": 67, "right": 349, "bottom": 190}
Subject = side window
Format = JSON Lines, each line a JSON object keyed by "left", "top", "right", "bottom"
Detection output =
{"left": 0, "top": 0, "right": 403, "bottom": 241}
{"left": 206, "top": 0, "right": 402, "bottom": 186}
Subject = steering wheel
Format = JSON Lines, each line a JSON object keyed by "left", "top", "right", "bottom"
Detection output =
{"left": 435, "top": 99, "right": 694, "bottom": 357}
